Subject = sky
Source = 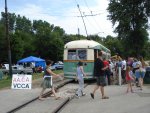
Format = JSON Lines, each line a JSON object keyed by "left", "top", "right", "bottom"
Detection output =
{"left": 0, "top": 0, "right": 149, "bottom": 38}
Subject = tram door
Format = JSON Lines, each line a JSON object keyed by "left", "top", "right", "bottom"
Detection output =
{"left": 94, "top": 49, "right": 100, "bottom": 60}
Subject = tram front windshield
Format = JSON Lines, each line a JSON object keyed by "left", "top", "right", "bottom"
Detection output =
{"left": 68, "top": 49, "right": 87, "bottom": 60}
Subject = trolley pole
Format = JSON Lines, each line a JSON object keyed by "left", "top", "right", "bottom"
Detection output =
{"left": 5, "top": 0, "right": 12, "bottom": 77}
{"left": 78, "top": 28, "right": 80, "bottom": 39}
{"left": 77, "top": 4, "right": 89, "bottom": 39}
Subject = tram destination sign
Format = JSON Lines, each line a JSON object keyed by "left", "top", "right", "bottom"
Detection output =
{"left": 11, "top": 74, "right": 32, "bottom": 89}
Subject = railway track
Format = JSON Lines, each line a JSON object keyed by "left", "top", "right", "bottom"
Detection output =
{"left": 6, "top": 78, "right": 91, "bottom": 113}
{"left": 7, "top": 79, "right": 74, "bottom": 113}
{"left": 52, "top": 84, "right": 89, "bottom": 113}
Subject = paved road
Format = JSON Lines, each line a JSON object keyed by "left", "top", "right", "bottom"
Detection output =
{"left": 61, "top": 85, "right": 150, "bottom": 113}
{"left": 0, "top": 79, "right": 150, "bottom": 113}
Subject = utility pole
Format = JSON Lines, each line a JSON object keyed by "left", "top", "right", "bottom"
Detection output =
{"left": 77, "top": 4, "right": 89, "bottom": 39}
{"left": 5, "top": 0, "right": 12, "bottom": 77}
{"left": 78, "top": 28, "right": 80, "bottom": 39}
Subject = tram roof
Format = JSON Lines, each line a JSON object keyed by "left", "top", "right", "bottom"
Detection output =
{"left": 64, "top": 40, "right": 110, "bottom": 52}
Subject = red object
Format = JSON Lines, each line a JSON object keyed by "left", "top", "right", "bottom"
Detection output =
{"left": 103, "top": 60, "right": 109, "bottom": 67}
{"left": 126, "top": 72, "right": 132, "bottom": 81}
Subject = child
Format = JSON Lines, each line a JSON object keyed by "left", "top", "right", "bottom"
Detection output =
{"left": 75, "top": 61, "right": 86, "bottom": 98}
{"left": 126, "top": 66, "right": 134, "bottom": 93}
{"left": 39, "top": 60, "right": 61, "bottom": 100}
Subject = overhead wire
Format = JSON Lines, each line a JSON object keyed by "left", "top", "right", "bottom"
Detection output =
{"left": 28, "top": 0, "right": 112, "bottom": 37}
{"left": 73, "top": 0, "right": 106, "bottom": 37}
{"left": 83, "top": 0, "right": 105, "bottom": 35}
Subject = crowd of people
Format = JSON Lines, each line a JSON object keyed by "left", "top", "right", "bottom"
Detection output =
{"left": 110, "top": 55, "right": 148, "bottom": 92}
{"left": 39, "top": 51, "right": 149, "bottom": 100}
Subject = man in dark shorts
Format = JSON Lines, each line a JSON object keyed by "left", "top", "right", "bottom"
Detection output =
{"left": 90, "top": 51, "right": 109, "bottom": 99}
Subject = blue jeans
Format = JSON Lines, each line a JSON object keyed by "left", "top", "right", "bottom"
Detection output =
{"left": 135, "top": 71, "right": 145, "bottom": 78}
{"left": 76, "top": 75, "right": 84, "bottom": 96}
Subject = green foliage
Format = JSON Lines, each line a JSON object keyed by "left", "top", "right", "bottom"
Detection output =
{"left": 88, "top": 35, "right": 104, "bottom": 44}
{"left": 107, "top": 0, "right": 150, "bottom": 58}
{"left": 0, "top": 21, "right": 8, "bottom": 62}
{"left": 15, "top": 15, "right": 32, "bottom": 33}
{"left": 32, "top": 20, "right": 65, "bottom": 61}
{"left": 0, "top": 76, "right": 12, "bottom": 89}
{"left": 1, "top": 12, "right": 16, "bottom": 32}
{"left": 144, "top": 41, "right": 150, "bottom": 60}
{"left": 103, "top": 35, "right": 123, "bottom": 56}
{"left": 124, "top": 28, "right": 149, "bottom": 57}
{"left": 10, "top": 32, "right": 24, "bottom": 63}
{"left": 49, "top": 33, "right": 64, "bottom": 61}
{"left": 0, "top": 13, "right": 69, "bottom": 63}
{"left": 63, "top": 34, "right": 86, "bottom": 44}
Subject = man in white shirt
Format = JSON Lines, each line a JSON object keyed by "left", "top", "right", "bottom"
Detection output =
{"left": 121, "top": 59, "right": 126, "bottom": 84}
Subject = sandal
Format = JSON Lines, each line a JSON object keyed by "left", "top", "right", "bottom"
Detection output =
{"left": 102, "top": 96, "right": 109, "bottom": 99}
{"left": 90, "top": 93, "right": 94, "bottom": 99}
{"left": 47, "top": 94, "right": 54, "bottom": 97}
{"left": 55, "top": 97, "right": 61, "bottom": 100}
{"left": 38, "top": 97, "right": 45, "bottom": 101}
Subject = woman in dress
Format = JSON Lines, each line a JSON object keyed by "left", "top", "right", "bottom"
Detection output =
{"left": 39, "top": 60, "right": 61, "bottom": 100}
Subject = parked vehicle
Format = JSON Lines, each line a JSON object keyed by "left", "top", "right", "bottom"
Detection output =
{"left": 50, "top": 65, "right": 56, "bottom": 70}
{"left": 51, "top": 62, "right": 64, "bottom": 70}
{"left": 1, "top": 65, "right": 33, "bottom": 75}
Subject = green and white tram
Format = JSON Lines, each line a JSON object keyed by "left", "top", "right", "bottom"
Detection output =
{"left": 63, "top": 40, "right": 111, "bottom": 79}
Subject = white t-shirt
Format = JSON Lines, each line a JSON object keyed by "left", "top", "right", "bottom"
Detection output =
{"left": 122, "top": 60, "right": 126, "bottom": 70}
{"left": 132, "top": 62, "right": 138, "bottom": 68}
{"left": 109, "top": 62, "right": 114, "bottom": 72}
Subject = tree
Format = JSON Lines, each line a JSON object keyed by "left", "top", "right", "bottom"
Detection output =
{"left": 103, "top": 35, "right": 123, "bottom": 56}
{"left": 10, "top": 32, "right": 24, "bottom": 63}
{"left": 88, "top": 35, "right": 104, "bottom": 44}
{"left": 15, "top": 15, "right": 32, "bottom": 33}
{"left": 33, "top": 20, "right": 65, "bottom": 61}
{"left": 0, "top": 21, "right": 8, "bottom": 62}
{"left": 63, "top": 34, "right": 86, "bottom": 44}
{"left": 107, "top": 0, "right": 150, "bottom": 57}
{"left": 0, "top": 12, "right": 16, "bottom": 63}
{"left": 1, "top": 12, "right": 16, "bottom": 32}
{"left": 143, "top": 40, "right": 150, "bottom": 60}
